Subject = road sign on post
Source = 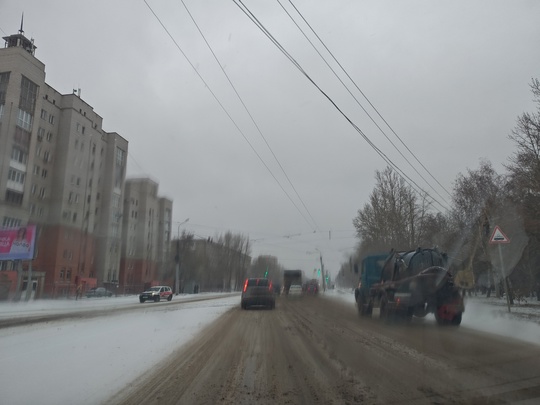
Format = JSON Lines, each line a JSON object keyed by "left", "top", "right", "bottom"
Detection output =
{"left": 489, "top": 225, "right": 511, "bottom": 312}
{"left": 489, "top": 225, "right": 510, "bottom": 244}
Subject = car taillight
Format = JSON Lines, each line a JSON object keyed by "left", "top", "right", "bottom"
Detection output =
{"left": 269, "top": 282, "right": 273, "bottom": 291}
{"left": 243, "top": 279, "right": 248, "bottom": 292}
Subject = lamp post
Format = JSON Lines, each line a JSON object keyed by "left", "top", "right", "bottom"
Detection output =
{"left": 315, "top": 248, "right": 326, "bottom": 292}
{"left": 307, "top": 248, "right": 326, "bottom": 292}
{"left": 175, "top": 218, "right": 189, "bottom": 295}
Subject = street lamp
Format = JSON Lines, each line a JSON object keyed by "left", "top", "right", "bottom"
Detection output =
{"left": 314, "top": 248, "right": 326, "bottom": 292}
{"left": 175, "top": 218, "right": 189, "bottom": 295}
{"left": 306, "top": 248, "right": 326, "bottom": 292}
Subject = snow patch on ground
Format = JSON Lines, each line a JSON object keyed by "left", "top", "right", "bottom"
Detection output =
{"left": 0, "top": 294, "right": 239, "bottom": 405}
{"left": 327, "top": 289, "right": 540, "bottom": 346}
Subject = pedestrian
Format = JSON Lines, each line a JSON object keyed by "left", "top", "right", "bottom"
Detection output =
{"left": 76, "top": 284, "right": 82, "bottom": 300}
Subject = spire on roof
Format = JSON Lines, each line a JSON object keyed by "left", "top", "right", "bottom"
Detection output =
{"left": 3, "top": 13, "right": 37, "bottom": 56}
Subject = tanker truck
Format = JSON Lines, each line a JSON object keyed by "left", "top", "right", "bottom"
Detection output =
{"left": 354, "top": 247, "right": 464, "bottom": 325}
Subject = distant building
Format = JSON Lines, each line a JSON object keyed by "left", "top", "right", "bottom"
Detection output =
{"left": 119, "top": 178, "right": 172, "bottom": 294}
{"left": 0, "top": 23, "right": 128, "bottom": 298}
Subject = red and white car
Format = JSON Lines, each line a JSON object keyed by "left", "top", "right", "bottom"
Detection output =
{"left": 139, "top": 286, "right": 173, "bottom": 303}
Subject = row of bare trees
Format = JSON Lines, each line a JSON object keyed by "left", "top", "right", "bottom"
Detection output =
{"left": 339, "top": 79, "right": 540, "bottom": 299}
{"left": 173, "top": 230, "right": 252, "bottom": 293}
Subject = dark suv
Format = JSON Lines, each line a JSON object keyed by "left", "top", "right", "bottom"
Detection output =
{"left": 241, "top": 278, "right": 275, "bottom": 310}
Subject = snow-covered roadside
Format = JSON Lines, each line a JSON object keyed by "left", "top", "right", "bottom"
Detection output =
{"left": 0, "top": 292, "right": 233, "bottom": 320}
{"left": 326, "top": 289, "right": 540, "bottom": 346}
{"left": 0, "top": 295, "right": 239, "bottom": 405}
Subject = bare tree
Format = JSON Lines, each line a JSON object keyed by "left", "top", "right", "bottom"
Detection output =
{"left": 506, "top": 78, "right": 540, "bottom": 296}
{"left": 353, "top": 166, "right": 430, "bottom": 253}
{"left": 450, "top": 160, "right": 506, "bottom": 296}
{"left": 507, "top": 78, "right": 540, "bottom": 236}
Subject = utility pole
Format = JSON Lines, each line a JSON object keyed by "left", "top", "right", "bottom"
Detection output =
{"left": 175, "top": 218, "right": 189, "bottom": 295}
{"left": 317, "top": 249, "right": 326, "bottom": 292}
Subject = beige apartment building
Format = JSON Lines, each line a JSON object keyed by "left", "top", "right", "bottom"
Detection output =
{"left": 0, "top": 26, "right": 135, "bottom": 298}
{"left": 120, "top": 178, "right": 173, "bottom": 294}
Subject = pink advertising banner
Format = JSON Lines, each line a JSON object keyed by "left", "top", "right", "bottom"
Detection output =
{"left": 0, "top": 225, "right": 37, "bottom": 260}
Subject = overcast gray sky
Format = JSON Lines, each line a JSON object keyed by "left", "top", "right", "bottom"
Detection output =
{"left": 1, "top": 0, "right": 539, "bottom": 277}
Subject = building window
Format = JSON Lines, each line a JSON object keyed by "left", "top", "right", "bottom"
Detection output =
{"left": 41, "top": 169, "right": 47, "bottom": 178}
{"left": 66, "top": 269, "right": 71, "bottom": 280}
{"left": 5, "top": 190, "right": 23, "bottom": 205}
{"left": 43, "top": 151, "right": 50, "bottom": 163}
{"left": 8, "top": 168, "right": 25, "bottom": 184}
{"left": 31, "top": 184, "right": 36, "bottom": 194}
{"left": 48, "top": 114, "right": 55, "bottom": 125}
{"left": 11, "top": 147, "right": 28, "bottom": 164}
{"left": 17, "top": 109, "right": 33, "bottom": 131}
{"left": 46, "top": 131, "right": 53, "bottom": 142}
{"left": 0, "top": 72, "right": 10, "bottom": 105}
{"left": 2, "top": 216, "right": 21, "bottom": 227}
{"left": 38, "top": 187, "right": 45, "bottom": 199}
{"left": 40, "top": 109, "right": 47, "bottom": 120}
{"left": 19, "top": 76, "right": 38, "bottom": 113}
{"left": 72, "top": 212, "right": 77, "bottom": 223}
{"left": 37, "top": 127, "right": 45, "bottom": 141}
{"left": 60, "top": 269, "right": 65, "bottom": 280}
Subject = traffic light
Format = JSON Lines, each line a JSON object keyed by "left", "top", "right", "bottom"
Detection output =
{"left": 317, "top": 269, "right": 321, "bottom": 276}
{"left": 264, "top": 270, "right": 268, "bottom": 278}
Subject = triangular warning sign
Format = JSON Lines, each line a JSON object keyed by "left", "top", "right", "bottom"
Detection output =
{"left": 489, "top": 225, "right": 510, "bottom": 244}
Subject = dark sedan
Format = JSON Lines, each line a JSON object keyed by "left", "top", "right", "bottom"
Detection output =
{"left": 241, "top": 278, "right": 275, "bottom": 309}
{"left": 86, "top": 287, "right": 113, "bottom": 298}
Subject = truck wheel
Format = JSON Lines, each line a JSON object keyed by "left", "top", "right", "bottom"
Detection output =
{"left": 379, "top": 296, "right": 388, "bottom": 321}
{"left": 403, "top": 307, "right": 414, "bottom": 323}
{"left": 357, "top": 291, "right": 368, "bottom": 316}
{"left": 435, "top": 305, "right": 461, "bottom": 326}
{"left": 450, "top": 312, "right": 462, "bottom": 326}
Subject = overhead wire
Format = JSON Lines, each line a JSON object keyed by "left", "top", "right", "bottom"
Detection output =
{"left": 143, "top": 0, "right": 317, "bottom": 230}
{"left": 179, "top": 0, "right": 320, "bottom": 231}
{"left": 279, "top": 0, "right": 452, "bottom": 208}
{"left": 233, "top": 0, "right": 448, "bottom": 213}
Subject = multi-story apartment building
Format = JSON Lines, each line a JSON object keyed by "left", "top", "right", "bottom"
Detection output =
{"left": 120, "top": 178, "right": 173, "bottom": 294}
{"left": 0, "top": 26, "right": 128, "bottom": 298}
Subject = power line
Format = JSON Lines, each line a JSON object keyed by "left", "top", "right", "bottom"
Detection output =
{"left": 143, "top": 0, "right": 317, "bottom": 230}
{"left": 281, "top": 0, "right": 452, "bottom": 208}
{"left": 233, "top": 0, "right": 448, "bottom": 213}
{"left": 179, "top": 0, "right": 319, "bottom": 231}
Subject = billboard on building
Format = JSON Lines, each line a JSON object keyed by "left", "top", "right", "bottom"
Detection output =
{"left": 0, "top": 225, "right": 37, "bottom": 261}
